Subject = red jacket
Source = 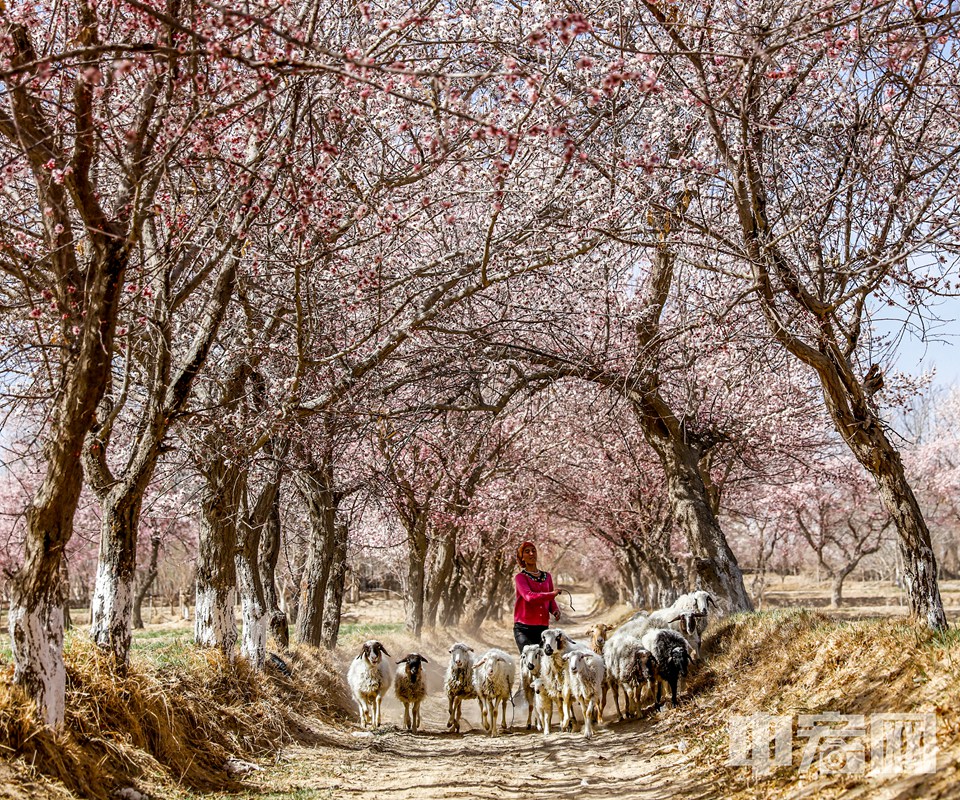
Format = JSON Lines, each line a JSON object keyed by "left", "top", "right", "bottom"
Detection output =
{"left": 514, "top": 570, "right": 560, "bottom": 626}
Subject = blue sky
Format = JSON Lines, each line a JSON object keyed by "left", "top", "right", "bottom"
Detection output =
{"left": 874, "top": 295, "right": 960, "bottom": 388}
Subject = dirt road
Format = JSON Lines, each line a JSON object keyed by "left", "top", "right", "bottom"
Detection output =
{"left": 242, "top": 603, "right": 717, "bottom": 800}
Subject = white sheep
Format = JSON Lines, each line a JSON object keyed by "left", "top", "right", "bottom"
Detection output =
{"left": 562, "top": 649, "right": 606, "bottom": 739}
{"left": 394, "top": 652, "right": 429, "bottom": 732}
{"left": 519, "top": 644, "right": 543, "bottom": 730}
{"left": 347, "top": 640, "right": 393, "bottom": 728}
{"left": 531, "top": 677, "right": 549, "bottom": 732}
{"left": 473, "top": 648, "right": 515, "bottom": 738}
{"left": 540, "top": 628, "right": 590, "bottom": 734}
{"left": 444, "top": 642, "right": 479, "bottom": 733}
{"left": 603, "top": 628, "right": 660, "bottom": 718}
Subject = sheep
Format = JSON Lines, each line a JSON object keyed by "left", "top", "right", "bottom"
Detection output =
{"left": 561, "top": 649, "right": 605, "bottom": 739}
{"left": 394, "top": 652, "right": 429, "bottom": 732}
{"left": 643, "top": 608, "right": 707, "bottom": 659}
{"left": 519, "top": 644, "right": 543, "bottom": 730}
{"left": 585, "top": 623, "right": 614, "bottom": 655}
{"left": 347, "top": 640, "right": 393, "bottom": 728}
{"left": 621, "top": 606, "right": 708, "bottom": 661}
{"left": 531, "top": 677, "right": 549, "bottom": 732}
{"left": 625, "top": 646, "right": 661, "bottom": 712}
{"left": 444, "top": 642, "right": 479, "bottom": 733}
{"left": 472, "top": 648, "right": 516, "bottom": 738}
{"left": 674, "top": 589, "right": 720, "bottom": 617}
{"left": 585, "top": 623, "right": 618, "bottom": 720}
{"left": 641, "top": 628, "right": 694, "bottom": 708}
{"left": 602, "top": 631, "right": 659, "bottom": 718}
{"left": 540, "top": 628, "right": 590, "bottom": 733}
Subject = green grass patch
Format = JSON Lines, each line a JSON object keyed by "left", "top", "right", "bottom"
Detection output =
{"left": 338, "top": 621, "right": 405, "bottom": 639}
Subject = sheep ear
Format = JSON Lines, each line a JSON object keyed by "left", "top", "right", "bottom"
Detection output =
{"left": 396, "top": 657, "right": 408, "bottom": 664}
{"left": 467, "top": 646, "right": 474, "bottom": 652}
{"left": 420, "top": 656, "right": 429, "bottom": 664}
{"left": 379, "top": 645, "right": 390, "bottom": 657}
{"left": 475, "top": 657, "right": 487, "bottom": 667}
{"left": 562, "top": 652, "right": 572, "bottom": 661}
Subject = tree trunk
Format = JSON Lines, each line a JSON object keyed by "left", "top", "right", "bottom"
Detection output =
{"left": 194, "top": 460, "right": 241, "bottom": 654}
{"left": 321, "top": 519, "right": 348, "bottom": 648}
{"left": 464, "top": 547, "right": 508, "bottom": 630}
{"left": 404, "top": 510, "right": 430, "bottom": 638}
{"left": 90, "top": 489, "right": 145, "bottom": 662}
{"left": 815, "top": 356, "right": 946, "bottom": 629}
{"left": 632, "top": 399, "right": 752, "bottom": 613}
{"left": 8, "top": 234, "right": 126, "bottom": 726}
{"left": 439, "top": 556, "right": 467, "bottom": 627}
{"left": 295, "top": 455, "right": 339, "bottom": 647}
{"left": 258, "top": 491, "right": 289, "bottom": 650}
{"left": 236, "top": 520, "right": 268, "bottom": 668}
{"left": 132, "top": 532, "right": 162, "bottom": 629}
{"left": 830, "top": 573, "right": 845, "bottom": 608}
{"left": 425, "top": 530, "right": 457, "bottom": 629}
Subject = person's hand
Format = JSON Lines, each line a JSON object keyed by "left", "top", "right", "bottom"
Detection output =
{"left": 550, "top": 589, "right": 562, "bottom": 598}
{"left": 551, "top": 609, "right": 562, "bottom": 622}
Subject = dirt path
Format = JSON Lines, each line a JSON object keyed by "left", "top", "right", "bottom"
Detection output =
{"left": 239, "top": 603, "right": 716, "bottom": 800}
{"left": 264, "top": 712, "right": 714, "bottom": 800}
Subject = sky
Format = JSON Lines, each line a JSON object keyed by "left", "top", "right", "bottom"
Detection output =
{"left": 874, "top": 294, "right": 960, "bottom": 389}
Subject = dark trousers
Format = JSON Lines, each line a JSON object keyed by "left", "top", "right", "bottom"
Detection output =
{"left": 514, "top": 623, "right": 548, "bottom": 654}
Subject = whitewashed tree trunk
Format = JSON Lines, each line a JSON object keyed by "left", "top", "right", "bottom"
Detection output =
{"left": 90, "top": 561, "right": 134, "bottom": 659}
{"left": 194, "top": 458, "right": 242, "bottom": 655}
{"left": 236, "top": 564, "right": 267, "bottom": 668}
{"left": 88, "top": 488, "right": 144, "bottom": 661}
{"left": 194, "top": 585, "right": 238, "bottom": 653}
{"left": 8, "top": 597, "right": 66, "bottom": 729}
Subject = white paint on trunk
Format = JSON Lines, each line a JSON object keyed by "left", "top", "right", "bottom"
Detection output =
{"left": 194, "top": 585, "right": 237, "bottom": 654}
{"left": 90, "top": 561, "right": 133, "bottom": 655}
{"left": 8, "top": 601, "right": 66, "bottom": 728}
{"left": 239, "top": 601, "right": 267, "bottom": 669}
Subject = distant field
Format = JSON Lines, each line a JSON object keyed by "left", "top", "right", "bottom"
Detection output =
{"left": 2, "top": 576, "right": 959, "bottom": 662}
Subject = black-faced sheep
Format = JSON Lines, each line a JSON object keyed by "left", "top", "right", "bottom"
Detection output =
{"left": 394, "top": 652, "right": 429, "bottom": 732}
{"left": 347, "top": 640, "right": 393, "bottom": 728}
{"left": 641, "top": 628, "right": 693, "bottom": 708}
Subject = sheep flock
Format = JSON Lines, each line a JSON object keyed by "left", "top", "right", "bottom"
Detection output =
{"left": 346, "top": 590, "right": 718, "bottom": 739}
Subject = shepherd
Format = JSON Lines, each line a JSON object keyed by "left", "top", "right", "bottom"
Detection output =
{"left": 513, "top": 540, "right": 562, "bottom": 655}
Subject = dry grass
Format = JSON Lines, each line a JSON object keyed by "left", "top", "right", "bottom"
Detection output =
{"left": 0, "top": 636, "right": 352, "bottom": 799}
{"left": 671, "top": 609, "right": 960, "bottom": 798}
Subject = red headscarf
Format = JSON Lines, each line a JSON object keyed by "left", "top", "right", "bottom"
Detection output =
{"left": 516, "top": 540, "right": 536, "bottom": 568}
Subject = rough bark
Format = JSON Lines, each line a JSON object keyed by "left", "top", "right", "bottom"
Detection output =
{"left": 439, "top": 557, "right": 467, "bottom": 627}
{"left": 89, "top": 489, "right": 144, "bottom": 661}
{"left": 258, "top": 490, "right": 289, "bottom": 650}
{"left": 320, "top": 519, "right": 348, "bottom": 648}
{"left": 403, "top": 508, "right": 430, "bottom": 639}
{"left": 133, "top": 533, "right": 162, "bottom": 629}
{"left": 194, "top": 459, "right": 242, "bottom": 654}
{"left": 295, "top": 447, "right": 341, "bottom": 647}
{"left": 424, "top": 529, "right": 457, "bottom": 629}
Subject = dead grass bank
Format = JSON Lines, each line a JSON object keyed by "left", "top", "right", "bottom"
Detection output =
{"left": 675, "top": 609, "right": 960, "bottom": 799}
{"left": 0, "top": 638, "right": 352, "bottom": 800}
